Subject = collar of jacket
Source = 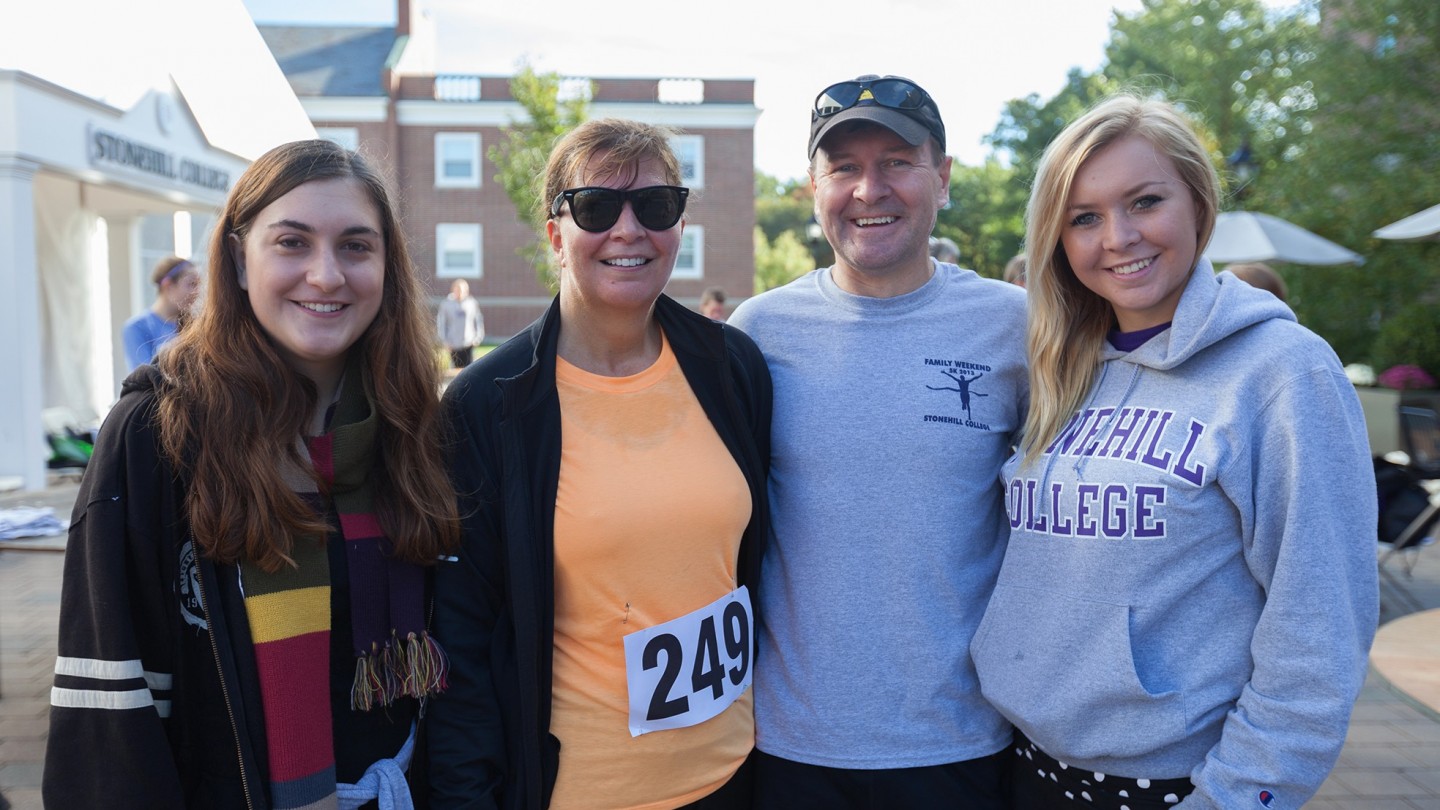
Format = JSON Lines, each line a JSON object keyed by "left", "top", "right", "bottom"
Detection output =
{"left": 497, "top": 293, "right": 728, "bottom": 418}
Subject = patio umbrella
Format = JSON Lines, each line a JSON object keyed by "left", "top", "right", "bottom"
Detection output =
{"left": 1205, "top": 211, "right": 1364, "bottom": 266}
{"left": 1373, "top": 203, "right": 1440, "bottom": 241}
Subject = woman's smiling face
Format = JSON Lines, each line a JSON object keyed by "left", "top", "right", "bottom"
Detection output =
{"left": 547, "top": 154, "right": 682, "bottom": 317}
{"left": 1060, "top": 134, "right": 1201, "bottom": 332}
{"left": 231, "top": 176, "right": 385, "bottom": 387}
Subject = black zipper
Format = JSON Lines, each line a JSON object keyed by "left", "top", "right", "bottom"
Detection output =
{"left": 194, "top": 561, "right": 257, "bottom": 810}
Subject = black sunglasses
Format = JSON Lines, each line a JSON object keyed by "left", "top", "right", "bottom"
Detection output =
{"left": 812, "top": 78, "right": 932, "bottom": 120}
{"left": 549, "top": 185, "right": 689, "bottom": 233}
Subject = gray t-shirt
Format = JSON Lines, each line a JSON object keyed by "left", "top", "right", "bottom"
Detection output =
{"left": 729, "top": 261, "right": 1028, "bottom": 768}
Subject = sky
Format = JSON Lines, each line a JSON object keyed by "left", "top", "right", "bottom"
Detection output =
{"left": 241, "top": 0, "right": 1160, "bottom": 181}
{"left": 244, "top": 0, "right": 1307, "bottom": 181}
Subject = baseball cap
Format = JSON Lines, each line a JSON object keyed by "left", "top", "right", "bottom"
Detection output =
{"left": 808, "top": 74, "right": 946, "bottom": 160}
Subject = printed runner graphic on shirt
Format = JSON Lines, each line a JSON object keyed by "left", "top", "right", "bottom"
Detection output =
{"left": 923, "top": 357, "right": 992, "bottom": 430}
{"left": 1007, "top": 406, "right": 1210, "bottom": 540}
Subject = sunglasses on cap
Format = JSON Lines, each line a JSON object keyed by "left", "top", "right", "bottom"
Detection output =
{"left": 549, "top": 185, "right": 689, "bottom": 233}
{"left": 812, "top": 78, "right": 933, "bottom": 120}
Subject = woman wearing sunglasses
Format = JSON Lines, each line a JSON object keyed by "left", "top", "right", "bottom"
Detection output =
{"left": 429, "top": 118, "right": 772, "bottom": 810}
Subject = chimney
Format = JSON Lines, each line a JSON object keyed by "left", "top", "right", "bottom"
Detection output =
{"left": 397, "top": 0, "right": 410, "bottom": 36}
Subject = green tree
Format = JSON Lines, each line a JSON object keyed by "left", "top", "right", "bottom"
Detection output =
{"left": 488, "top": 64, "right": 590, "bottom": 292}
{"left": 753, "top": 227, "right": 814, "bottom": 293}
{"left": 936, "top": 158, "right": 1025, "bottom": 279}
{"left": 754, "top": 171, "right": 830, "bottom": 269}
{"left": 1104, "top": 0, "right": 1317, "bottom": 197}
{"left": 986, "top": 68, "right": 1116, "bottom": 187}
{"left": 1255, "top": 0, "right": 1440, "bottom": 365}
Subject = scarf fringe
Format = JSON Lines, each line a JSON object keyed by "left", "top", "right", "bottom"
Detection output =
{"left": 351, "top": 631, "right": 451, "bottom": 711}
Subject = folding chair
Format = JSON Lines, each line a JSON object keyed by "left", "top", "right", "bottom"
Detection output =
{"left": 1379, "top": 399, "right": 1440, "bottom": 576}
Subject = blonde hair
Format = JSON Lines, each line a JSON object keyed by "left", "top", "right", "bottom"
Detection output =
{"left": 540, "top": 118, "right": 683, "bottom": 222}
{"left": 1020, "top": 94, "right": 1219, "bottom": 464}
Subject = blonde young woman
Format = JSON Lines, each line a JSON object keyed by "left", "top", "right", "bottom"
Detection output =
{"left": 971, "top": 95, "right": 1377, "bottom": 809}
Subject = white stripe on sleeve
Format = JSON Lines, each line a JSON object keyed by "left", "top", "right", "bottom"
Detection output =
{"left": 51, "top": 686, "right": 158, "bottom": 711}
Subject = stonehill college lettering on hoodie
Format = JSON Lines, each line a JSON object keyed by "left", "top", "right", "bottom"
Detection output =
{"left": 972, "top": 263, "right": 1378, "bottom": 810}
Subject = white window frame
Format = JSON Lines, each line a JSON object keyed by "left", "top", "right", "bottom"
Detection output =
{"left": 672, "top": 225, "right": 703, "bottom": 280}
{"left": 315, "top": 127, "right": 359, "bottom": 151}
{"left": 436, "top": 223, "right": 483, "bottom": 279}
{"left": 435, "top": 132, "right": 481, "bottom": 188}
{"left": 672, "top": 135, "right": 704, "bottom": 189}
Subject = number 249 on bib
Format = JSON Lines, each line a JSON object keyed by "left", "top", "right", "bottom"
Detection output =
{"left": 622, "top": 586, "right": 753, "bottom": 737}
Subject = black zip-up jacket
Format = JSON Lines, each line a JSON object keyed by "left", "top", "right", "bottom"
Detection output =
{"left": 43, "top": 367, "right": 270, "bottom": 809}
{"left": 427, "top": 295, "right": 772, "bottom": 810}
{"left": 43, "top": 367, "right": 430, "bottom": 810}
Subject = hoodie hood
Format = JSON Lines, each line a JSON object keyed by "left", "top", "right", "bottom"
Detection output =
{"left": 1102, "top": 258, "right": 1296, "bottom": 371}
{"left": 120, "top": 364, "right": 166, "bottom": 400}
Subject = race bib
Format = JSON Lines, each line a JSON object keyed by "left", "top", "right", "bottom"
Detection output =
{"left": 622, "top": 586, "right": 753, "bottom": 737}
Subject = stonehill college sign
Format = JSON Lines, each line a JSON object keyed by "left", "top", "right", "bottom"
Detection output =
{"left": 88, "top": 127, "right": 231, "bottom": 193}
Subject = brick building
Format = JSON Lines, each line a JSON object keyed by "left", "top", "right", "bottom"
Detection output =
{"left": 258, "top": 6, "right": 760, "bottom": 339}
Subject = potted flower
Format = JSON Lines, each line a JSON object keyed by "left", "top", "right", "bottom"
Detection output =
{"left": 1365, "top": 302, "right": 1440, "bottom": 454}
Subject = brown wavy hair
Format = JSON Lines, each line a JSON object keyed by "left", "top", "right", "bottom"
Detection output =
{"left": 156, "top": 139, "right": 457, "bottom": 571}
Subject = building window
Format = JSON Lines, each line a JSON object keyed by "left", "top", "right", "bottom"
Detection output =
{"left": 558, "top": 77, "right": 593, "bottom": 102}
{"left": 435, "top": 133, "right": 481, "bottom": 188}
{"left": 672, "top": 135, "right": 704, "bottom": 189}
{"left": 436, "top": 224, "right": 482, "bottom": 278}
{"left": 672, "top": 225, "right": 703, "bottom": 280}
{"left": 315, "top": 127, "right": 359, "bottom": 151}
{"left": 658, "top": 78, "right": 705, "bottom": 104}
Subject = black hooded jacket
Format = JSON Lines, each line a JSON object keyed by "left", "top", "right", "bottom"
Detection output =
{"left": 426, "top": 295, "right": 772, "bottom": 810}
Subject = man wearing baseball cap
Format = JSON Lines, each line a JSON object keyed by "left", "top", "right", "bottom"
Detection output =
{"left": 729, "top": 75, "right": 1027, "bottom": 808}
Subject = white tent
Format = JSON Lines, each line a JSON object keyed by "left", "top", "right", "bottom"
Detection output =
{"left": 0, "top": 0, "right": 314, "bottom": 491}
{"left": 1206, "top": 211, "right": 1364, "bottom": 266}
{"left": 1373, "top": 204, "right": 1440, "bottom": 242}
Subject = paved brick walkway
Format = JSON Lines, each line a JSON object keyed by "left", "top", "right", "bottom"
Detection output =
{"left": 2, "top": 480, "right": 1438, "bottom": 809}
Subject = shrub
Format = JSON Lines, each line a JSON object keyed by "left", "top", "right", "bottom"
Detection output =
{"left": 1371, "top": 301, "right": 1440, "bottom": 388}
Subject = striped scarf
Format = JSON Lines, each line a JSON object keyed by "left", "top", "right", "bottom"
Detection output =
{"left": 240, "top": 368, "right": 448, "bottom": 809}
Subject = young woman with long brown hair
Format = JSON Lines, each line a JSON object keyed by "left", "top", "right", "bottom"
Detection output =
{"left": 45, "top": 139, "right": 458, "bottom": 810}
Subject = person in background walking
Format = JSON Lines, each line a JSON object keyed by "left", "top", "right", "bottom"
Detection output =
{"left": 928, "top": 234, "right": 960, "bottom": 266}
{"left": 700, "top": 286, "right": 728, "bottom": 321}
{"left": 122, "top": 255, "right": 200, "bottom": 370}
{"left": 1002, "top": 254, "right": 1027, "bottom": 288}
{"left": 1226, "top": 260, "right": 1288, "bottom": 302}
{"left": 45, "top": 139, "right": 458, "bottom": 809}
{"left": 438, "top": 278, "right": 485, "bottom": 369}
{"left": 972, "top": 93, "right": 1376, "bottom": 809}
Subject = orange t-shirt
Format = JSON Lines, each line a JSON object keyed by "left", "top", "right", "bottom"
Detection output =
{"left": 548, "top": 334, "right": 754, "bottom": 810}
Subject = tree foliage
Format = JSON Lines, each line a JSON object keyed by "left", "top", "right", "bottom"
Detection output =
{"left": 1255, "top": 0, "right": 1440, "bottom": 366}
{"left": 1104, "top": 0, "right": 1316, "bottom": 192}
{"left": 487, "top": 64, "right": 589, "bottom": 292}
{"left": 754, "top": 171, "right": 831, "bottom": 271}
{"left": 968, "top": 0, "right": 1438, "bottom": 366}
{"left": 753, "top": 227, "right": 814, "bottom": 293}
{"left": 986, "top": 68, "right": 1117, "bottom": 189}
{"left": 936, "top": 158, "right": 1025, "bottom": 279}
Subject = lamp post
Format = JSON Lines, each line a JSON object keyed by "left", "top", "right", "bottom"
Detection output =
{"left": 1227, "top": 141, "right": 1258, "bottom": 200}
{"left": 804, "top": 215, "right": 832, "bottom": 267}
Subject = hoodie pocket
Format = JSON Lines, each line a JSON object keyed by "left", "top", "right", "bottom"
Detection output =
{"left": 972, "top": 583, "right": 1187, "bottom": 761}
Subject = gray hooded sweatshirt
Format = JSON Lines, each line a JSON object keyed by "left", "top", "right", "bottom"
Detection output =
{"left": 972, "top": 261, "right": 1378, "bottom": 809}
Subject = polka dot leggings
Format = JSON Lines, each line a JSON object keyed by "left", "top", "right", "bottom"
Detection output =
{"left": 1009, "top": 729, "right": 1194, "bottom": 810}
